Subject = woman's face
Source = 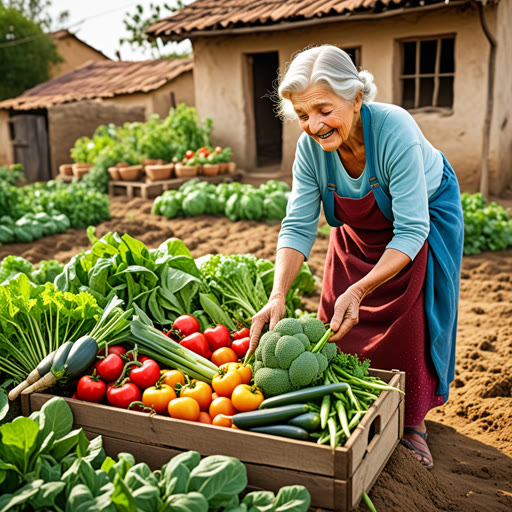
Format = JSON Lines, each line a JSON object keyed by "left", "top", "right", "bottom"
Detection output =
{"left": 289, "top": 85, "right": 362, "bottom": 152}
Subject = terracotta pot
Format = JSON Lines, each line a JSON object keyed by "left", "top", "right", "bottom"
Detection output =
{"left": 72, "top": 163, "right": 92, "bottom": 178}
{"left": 108, "top": 167, "right": 121, "bottom": 181}
{"left": 145, "top": 164, "right": 174, "bottom": 181}
{"left": 116, "top": 162, "right": 130, "bottom": 168}
{"left": 59, "top": 164, "right": 74, "bottom": 176}
{"left": 175, "top": 163, "right": 199, "bottom": 178}
{"left": 218, "top": 162, "right": 229, "bottom": 174}
{"left": 227, "top": 162, "right": 237, "bottom": 174}
{"left": 201, "top": 164, "right": 220, "bottom": 177}
{"left": 118, "top": 165, "right": 143, "bottom": 181}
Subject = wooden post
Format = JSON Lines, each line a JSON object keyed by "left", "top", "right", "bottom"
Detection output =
{"left": 478, "top": 1, "right": 497, "bottom": 199}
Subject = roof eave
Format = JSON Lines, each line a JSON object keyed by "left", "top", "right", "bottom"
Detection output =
{"left": 150, "top": 0, "right": 476, "bottom": 43}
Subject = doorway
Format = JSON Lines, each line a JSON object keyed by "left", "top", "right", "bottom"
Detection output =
{"left": 249, "top": 52, "right": 282, "bottom": 167}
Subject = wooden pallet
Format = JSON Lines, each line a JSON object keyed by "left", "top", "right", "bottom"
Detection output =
{"left": 108, "top": 171, "right": 245, "bottom": 199}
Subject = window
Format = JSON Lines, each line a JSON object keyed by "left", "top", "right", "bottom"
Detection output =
{"left": 343, "top": 47, "right": 361, "bottom": 69}
{"left": 399, "top": 36, "right": 455, "bottom": 110}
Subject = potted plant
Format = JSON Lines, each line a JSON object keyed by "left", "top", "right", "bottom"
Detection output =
{"left": 145, "top": 163, "right": 174, "bottom": 181}
{"left": 175, "top": 150, "right": 200, "bottom": 178}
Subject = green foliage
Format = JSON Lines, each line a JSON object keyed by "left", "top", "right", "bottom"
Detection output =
{"left": 462, "top": 192, "right": 512, "bottom": 255}
{"left": 0, "top": 397, "right": 311, "bottom": 511}
{"left": 331, "top": 351, "right": 371, "bottom": 379}
{"left": 0, "top": 254, "right": 63, "bottom": 284}
{"left": 321, "top": 341, "right": 338, "bottom": 362}
{"left": 0, "top": 5, "right": 61, "bottom": 100}
{"left": 0, "top": 274, "right": 102, "bottom": 382}
{"left": 0, "top": 164, "right": 24, "bottom": 185}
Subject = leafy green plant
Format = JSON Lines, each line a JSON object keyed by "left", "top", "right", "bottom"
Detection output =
{"left": 462, "top": 193, "right": 512, "bottom": 255}
{"left": 0, "top": 164, "right": 24, "bottom": 185}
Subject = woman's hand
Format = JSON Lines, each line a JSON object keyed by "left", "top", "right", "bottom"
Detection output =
{"left": 248, "top": 296, "right": 287, "bottom": 357}
{"left": 329, "top": 286, "right": 364, "bottom": 343}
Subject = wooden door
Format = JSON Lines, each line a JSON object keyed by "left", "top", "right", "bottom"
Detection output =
{"left": 250, "top": 52, "right": 282, "bottom": 167}
{"left": 10, "top": 114, "right": 51, "bottom": 182}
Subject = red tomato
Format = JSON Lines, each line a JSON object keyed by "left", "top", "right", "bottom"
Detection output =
{"left": 95, "top": 353, "right": 124, "bottom": 382}
{"left": 129, "top": 359, "right": 161, "bottom": 390}
{"left": 204, "top": 325, "right": 231, "bottom": 352}
{"left": 179, "top": 332, "right": 209, "bottom": 359}
{"left": 233, "top": 327, "right": 250, "bottom": 340}
{"left": 173, "top": 315, "right": 201, "bottom": 337}
{"left": 185, "top": 150, "right": 195, "bottom": 159}
{"left": 231, "top": 337, "right": 250, "bottom": 359}
{"left": 97, "top": 345, "right": 127, "bottom": 358}
{"left": 198, "top": 411, "right": 212, "bottom": 424}
{"left": 107, "top": 382, "right": 141, "bottom": 409}
{"left": 76, "top": 375, "right": 106, "bottom": 403}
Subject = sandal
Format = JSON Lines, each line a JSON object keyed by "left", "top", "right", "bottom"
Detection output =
{"left": 401, "top": 427, "right": 434, "bottom": 470}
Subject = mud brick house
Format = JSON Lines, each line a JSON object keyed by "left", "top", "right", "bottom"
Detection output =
{"left": 147, "top": 0, "right": 511, "bottom": 194}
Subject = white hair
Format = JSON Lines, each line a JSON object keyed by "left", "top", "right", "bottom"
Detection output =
{"left": 277, "top": 45, "right": 377, "bottom": 120}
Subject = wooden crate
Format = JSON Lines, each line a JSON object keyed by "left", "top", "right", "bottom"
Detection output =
{"left": 21, "top": 369, "right": 404, "bottom": 511}
{"left": 108, "top": 171, "right": 245, "bottom": 199}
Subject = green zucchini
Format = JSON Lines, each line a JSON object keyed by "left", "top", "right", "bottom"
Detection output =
{"left": 249, "top": 424, "right": 310, "bottom": 441}
{"left": 258, "top": 383, "right": 349, "bottom": 409}
{"left": 288, "top": 412, "right": 321, "bottom": 432}
{"left": 64, "top": 336, "right": 98, "bottom": 378}
{"left": 50, "top": 341, "right": 74, "bottom": 379}
{"left": 232, "top": 404, "right": 308, "bottom": 430}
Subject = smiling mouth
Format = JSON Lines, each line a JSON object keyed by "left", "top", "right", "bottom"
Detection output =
{"left": 318, "top": 129, "right": 334, "bottom": 139}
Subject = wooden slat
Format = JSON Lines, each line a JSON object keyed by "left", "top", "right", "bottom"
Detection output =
{"left": 30, "top": 394, "right": 335, "bottom": 476}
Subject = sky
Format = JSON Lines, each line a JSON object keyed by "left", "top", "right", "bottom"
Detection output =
{"left": 47, "top": 0, "right": 191, "bottom": 61}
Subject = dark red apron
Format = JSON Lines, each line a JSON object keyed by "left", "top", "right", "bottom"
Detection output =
{"left": 318, "top": 185, "right": 444, "bottom": 426}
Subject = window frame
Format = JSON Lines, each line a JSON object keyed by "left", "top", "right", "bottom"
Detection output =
{"left": 342, "top": 46, "right": 362, "bottom": 69}
{"left": 396, "top": 34, "right": 456, "bottom": 114}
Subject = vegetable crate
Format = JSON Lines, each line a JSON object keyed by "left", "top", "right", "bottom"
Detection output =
{"left": 21, "top": 368, "right": 404, "bottom": 511}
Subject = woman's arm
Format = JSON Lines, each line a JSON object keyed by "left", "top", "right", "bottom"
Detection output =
{"left": 249, "top": 248, "right": 305, "bottom": 355}
{"left": 329, "top": 248, "right": 411, "bottom": 343}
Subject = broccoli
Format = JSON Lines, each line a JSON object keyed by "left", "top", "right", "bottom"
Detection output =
{"left": 261, "top": 332, "right": 281, "bottom": 368}
{"left": 299, "top": 317, "right": 327, "bottom": 343}
{"left": 255, "top": 343, "right": 263, "bottom": 361}
{"left": 321, "top": 341, "right": 338, "bottom": 362}
{"left": 314, "top": 352, "right": 329, "bottom": 376}
{"left": 253, "top": 360, "right": 263, "bottom": 373}
{"left": 254, "top": 367, "right": 292, "bottom": 397}
{"left": 294, "top": 333, "right": 311, "bottom": 351}
{"left": 273, "top": 318, "right": 303, "bottom": 336}
{"left": 275, "top": 335, "right": 305, "bottom": 369}
{"left": 288, "top": 351, "right": 319, "bottom": 388}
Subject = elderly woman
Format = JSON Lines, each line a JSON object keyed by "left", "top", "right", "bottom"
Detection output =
{"left": 250, "top": 45, "right": 464, "bottom": 469}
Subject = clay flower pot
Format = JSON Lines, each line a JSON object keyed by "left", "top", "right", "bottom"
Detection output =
{"left": 201, "top": 164, "right": 220, "bottom": 177}
{"left": 116, "top": 162, "right": 130, "bottom": 168}
{"left": 175, "top": 163, "right": 199, "bottom": 178}
{"left": 118, "top": 165, "right": 143, "bottom": 181}
{"left": 227, "top": 162, "right": 237, "bottom": 174}
{"left": 145, "top": 164, "right": 174, "bottom": 181}
{"left": 72, "top": 163, "right": 93, "bottom": 179}
{"left": 218, "top": 163, "right": 229, "bottom": 174}
{"left": 108, "top": 167, "right": 121, "bottom": 181}
{"left": 59, "top": 164, "right": 74, "bottom": 176}
{"left": 142, "top": 158, "right": 165, "bottom": 168}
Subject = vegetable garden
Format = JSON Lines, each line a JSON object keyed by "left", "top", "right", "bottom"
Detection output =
{"left": 0, "top": 107, "right": 512, "bottom": 510}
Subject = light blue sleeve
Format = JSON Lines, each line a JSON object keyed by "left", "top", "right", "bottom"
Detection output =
{"left": 385, "top": 143, "right": 430, "bottom": 259}
{"left": 276, "top": 138, "right": 321, "bottom": 260}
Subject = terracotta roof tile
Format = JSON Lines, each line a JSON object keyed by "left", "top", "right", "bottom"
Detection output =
{"left": 146, "top": 0, "right": 491, "bottom": 42}
{"left": 0, "top": 58, "right": 193, "bottom": 111}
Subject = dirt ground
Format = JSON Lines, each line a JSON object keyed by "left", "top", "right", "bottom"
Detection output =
{"left": 1, "top": 196, "right": 511, "bottom": 512}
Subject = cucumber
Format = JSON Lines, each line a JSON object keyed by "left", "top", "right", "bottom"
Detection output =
{"left": 64, "top": 336, "right": 98, "bottom": 377}
{"left": 288, "top": 412, "right": 321, "bottom": 432}
{"left": 249, "top": 424, "right": 309, "bottom": 441}
{"left": 258, "top": 383, "right": 349, "bottom": 409}
{"left": 232, "top": 404, "right": 308, "bottom": 430}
